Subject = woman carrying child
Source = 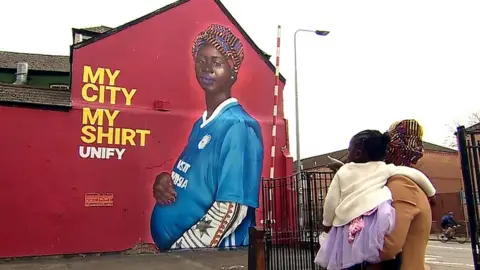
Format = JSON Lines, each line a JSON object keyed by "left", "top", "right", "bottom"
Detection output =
{"left": 315, "top": 129, "right": 435, "bottom": 270}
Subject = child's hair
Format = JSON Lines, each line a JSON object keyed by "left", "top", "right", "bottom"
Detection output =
{"left": 352, "top": 130, "right": 391, "bottom": 162}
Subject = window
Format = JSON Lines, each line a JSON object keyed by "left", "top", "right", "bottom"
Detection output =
{"left": 50, "top": 84, "right": 70, "bottom": 90}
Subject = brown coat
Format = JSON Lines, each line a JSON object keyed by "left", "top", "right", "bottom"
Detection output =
{"left": 367, "top": 175, "right": 432, "bottom": 270}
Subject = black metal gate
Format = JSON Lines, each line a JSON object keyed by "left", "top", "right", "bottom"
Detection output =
{"left": 457, "top": 125, "right": 480, "bottom": 269}
{"left": 262, "top": 172, "right": 333, "bottom": 270}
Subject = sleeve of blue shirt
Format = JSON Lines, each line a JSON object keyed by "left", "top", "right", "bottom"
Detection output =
{"left": 215, "top": 121, "right": 264, "bottom": 208}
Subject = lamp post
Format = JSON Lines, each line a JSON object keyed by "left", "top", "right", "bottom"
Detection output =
{"left": 294, "top": 29, "right": 329, "bottom": 231}
{"left": 294, "top": 29, "right": 329, "bottom": 174}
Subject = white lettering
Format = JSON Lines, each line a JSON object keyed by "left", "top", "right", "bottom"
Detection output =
{"left": 91, "top": 147, "right": 102, "bottom": 159}
{"left": 171, "top": 171, "right": 189, "bottom": 189}
{"left": 106, "top": 148, "right": 115, "bottom": 159}
{"left": 180, "top": 180, "right": 188, "bottom": 189}
{"left": 78, "top": 146, "right": 127, "bottom": 160}
{"left": 176, "top": 159, "right": 191, "bottom": 173}
{"left": 115, "top": 148, "right": 126, "bottom": 160}
{"left": 79, "top": 145, "right": 90, "bottom": 158}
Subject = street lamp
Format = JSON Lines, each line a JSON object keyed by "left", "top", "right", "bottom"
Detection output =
{"left": 294, "top": 29, "right": 330, "bottom": 174}
{"left": 294, "top": 29, "right": 329, "bottom": 231}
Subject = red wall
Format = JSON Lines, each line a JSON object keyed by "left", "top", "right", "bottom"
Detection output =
{"left": 0, "top": 0, "right": 290, "bottom": 258}
{"left": 414, "top": 151, "right": 462, "bottom": 194}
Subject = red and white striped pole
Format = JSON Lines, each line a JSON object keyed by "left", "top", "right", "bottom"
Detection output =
{"left": 265, "top": 25, "right": 281, "bottom": 225}
{"left": 269, "top": 25, "right": 281, "bottom": 180}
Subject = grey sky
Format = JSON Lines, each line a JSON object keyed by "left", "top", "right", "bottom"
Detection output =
{"left": 1, "top": 0, "right": 479, "bottom": 159}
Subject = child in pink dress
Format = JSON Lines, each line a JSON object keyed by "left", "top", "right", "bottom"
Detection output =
{"left": 315, "top": 130, "right": 435, "bottom": 270}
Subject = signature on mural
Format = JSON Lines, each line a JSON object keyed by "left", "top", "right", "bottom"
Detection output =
{"left": 150, "top": 24, "right": 264, "bottom": 250}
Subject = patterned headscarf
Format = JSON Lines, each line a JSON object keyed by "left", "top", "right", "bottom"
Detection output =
{"left": 192, "top": 24, "right": 244, "bottom": 75}
{"left": 385, "top": 119, "right": 424, "bottom": 166}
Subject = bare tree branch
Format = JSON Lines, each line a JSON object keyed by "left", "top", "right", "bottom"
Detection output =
{"left": 443, "top": 120, "right": 461, "bottom": 148}
{"left": 469, "top": 112, "right": 480, "bottom": 125}
{"left": 444, "top": 111, "right": 480, "bottom": 148}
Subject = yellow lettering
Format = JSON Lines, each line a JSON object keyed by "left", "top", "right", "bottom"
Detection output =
{"left": 104, "top": 109, "right": 119, "bottom": 126}
{"left": 83, "top": 66, "right": 105, "bottom": 84}
{"left": 122, "top": 88, "right": 137, "bottom": 106}
{"left": 121, "top": 129, "right": 136, "bottom": 146}
{"left": 105, "top": 86, "right": 122, "bottom": 104}
{"left": 81, "top": 126, "right": 96, "bottom": 144}
{"left": 96, "top": 127, "right": 114, "bottom": 144}
{"left": 81, "top": 83, "right": 98, "bottom": 102}
{"left": 114, "top": 127, "right": 121, "bottom": 144}
{"left": 98, "top": 85, "right": 105, "bottom": 104}
{"left": 105, "top": 69, "right": 120, "bottom": 86}
{"left": 136, "top": 129, "right": 151, "bottom": 147}
{"left": 82, "top": 108, "right": 103, "bottom": 125}
{"left": 79, "top": 126, "right": 151, "bottom": 147}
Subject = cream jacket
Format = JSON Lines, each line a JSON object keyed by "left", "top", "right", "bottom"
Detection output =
{"left": 322, "top": 161, "right": 435, "bottom": 227}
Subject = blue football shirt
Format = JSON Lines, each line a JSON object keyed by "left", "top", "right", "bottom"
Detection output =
{"left": 151, "top": 98, "right": 264, "bottom": 249}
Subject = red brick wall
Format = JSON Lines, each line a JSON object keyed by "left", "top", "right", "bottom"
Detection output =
{"left": 430, "top": 192, "right": 465, "bottom": 230}
{"left": 413, "top": 150, "right": 462, "bottom": 194}
{"left": 409, "top": 151, "right": 465, "bottom": 228}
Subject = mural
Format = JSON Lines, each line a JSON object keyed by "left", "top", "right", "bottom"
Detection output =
{"left": 150, "top": 24, "right": 264, "bottom": 250}
{"left": 0, "top": 0, "right": 290, "bottom": 258}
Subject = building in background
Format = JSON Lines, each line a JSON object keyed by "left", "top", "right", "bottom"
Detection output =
{"left": 0, "top": 51, "right": 70, "bottom": 88}
{"left": 466, "top": 123, "right": 480, "bottom": 132}
{"left": 0, "top": 26, "right": 111, "bottom": 89}
{"left": 301, "top": 141, "right": 461, "bottom": 192}
{"left": 72, "top": 25, "right": 112, "bottom": 44}
{"left": 300, "top": 141, "right": 464, "bottom": 230}
{"left": 0, "top": 26, "right": 112, "bottom": 108}
{"left": 0, "top": 0, "right": 291, "bottom": 257}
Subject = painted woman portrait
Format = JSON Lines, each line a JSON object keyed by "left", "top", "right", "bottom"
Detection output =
{"left": 150, "top": 24, "right": 264, "bottom": 250}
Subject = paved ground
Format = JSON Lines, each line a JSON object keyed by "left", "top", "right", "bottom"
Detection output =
{"left": 426, "top": 241, "right": 475, "bottom": 269}
{"left": 0, "top": 250, "right": 248, "bottom": 270}
{"left": 0, "top": 241, "right": 475, "bottom": 270}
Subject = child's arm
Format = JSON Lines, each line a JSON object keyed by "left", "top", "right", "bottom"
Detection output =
{"left": 322, "top": 174, "right": 341, "bottom": 227}
{"left": 394, "top": 167, "right": 436, "bottom": 197}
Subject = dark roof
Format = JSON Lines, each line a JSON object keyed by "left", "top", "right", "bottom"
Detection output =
{"left": 422, "top": 141, "right": 457, "bottom": 153}
{"left": 299, "top": 149, "right": 348, "bottom": 170}
{"left": 466, "top": 123, "right": 480, "bottom": 133}
{"left": 72, "top": 0, "right": 285, "bottom": 84}
{"left": 82, "top": 25, "right": 112, "bottom": 34}
{"left": 300, "top": 141, "right": 457, "bottom": 170}
{"left": 0, "top": 51, "right": 69, "bottom": 72}
{"left": 0, "top": 83, "right": 71, "bottom": 108}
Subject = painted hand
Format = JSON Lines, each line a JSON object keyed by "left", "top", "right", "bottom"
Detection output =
{"left": 153, "top": 172, "right": 176, "bottom": 205}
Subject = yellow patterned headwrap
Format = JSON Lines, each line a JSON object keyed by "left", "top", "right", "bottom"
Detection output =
{"left": 385, "top": 119, "right": 424, "bottom": 166}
